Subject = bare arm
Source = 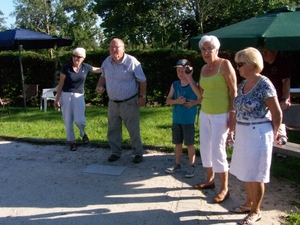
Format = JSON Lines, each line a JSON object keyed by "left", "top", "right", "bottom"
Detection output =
{"left": 139, "top": 81, "right": 147, "bottom": 97}
{"left": 221, "top": 59, "right": 238, "bottom": 110}
{"left": 96, "top": 76, "right": 106, "bottom": 94}
{"left": 280, "top": 78, "right": 291, "bottom": 110}
{"left": 54, "top": 73, "right": 66, "bottom": 108}
{"left": 265, "top": 96, "right": 283, "bottom": 145}
{"left": 184, "top": 68, "right": 202, "bottom": 100}
{"left": 137, "top": 81, "right": 147, "bottom": 106}
{"left": 221, "top": 59, "right": 238, "bottom": 132}
{"left": 91, "top": 66, "right": 102, "bottom": 73}
{"left": 166, "top": 84, "right": 186, "bottom": 106}
{"left": 281, "top": 78, "right": 290, "bottom": 99}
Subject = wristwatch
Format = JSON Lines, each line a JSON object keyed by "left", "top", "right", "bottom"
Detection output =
{"left": 139, "top": 95, "right": 146, "bottom": 98}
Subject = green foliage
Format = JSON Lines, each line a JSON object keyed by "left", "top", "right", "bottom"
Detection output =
{"left": 95, "top": 0, "right": 193, "bottom": 48}
{"left": 5, "top": 0, "right": 300, "bottom": 49}
{"left": 2, "top": 46, "right": 300, "bottom": 105}
{"left": 2, "top": 48, "right": 300, "bottom": 105}
{"left": 0, "top": 10, "right": 8, "bottom": 31}
{"left": 12, "top": 0, "right": 100, "bottom": 49}
{"left": 60, "top": 0, "right": 100, "bottom": 49}
{"left": 0, "top": 51, "right": 57, "bottom": 102}
{"left": 0, "top": 49, "right": 205, "bottom": 106}
{"left": 285, "top": 209, "right": 300, "bottom": 225}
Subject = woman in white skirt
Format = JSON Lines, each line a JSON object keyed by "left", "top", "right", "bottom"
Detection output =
{"left": 229, "top": 47, "right": 285, "bottom": 225}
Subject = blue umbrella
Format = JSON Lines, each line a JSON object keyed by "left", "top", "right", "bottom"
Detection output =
{"left": 0, "top": 28, "right": 73, "bottom": 110}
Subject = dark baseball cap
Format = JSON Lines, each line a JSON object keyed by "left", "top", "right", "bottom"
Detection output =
{"left": 174, "top": 59, "right": 192, "bottom": 68}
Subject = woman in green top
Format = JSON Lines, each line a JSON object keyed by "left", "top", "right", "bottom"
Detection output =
{"left": 187, "top": 35, "right": 237, "bottom": 203}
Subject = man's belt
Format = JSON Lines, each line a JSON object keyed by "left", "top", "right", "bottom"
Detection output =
{"left": 111, "top": 93, "right": 138, "bottom": 103}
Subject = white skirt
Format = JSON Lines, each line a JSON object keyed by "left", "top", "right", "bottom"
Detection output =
{"left": 230, "top": 122, "right": 273, "bottom": 183}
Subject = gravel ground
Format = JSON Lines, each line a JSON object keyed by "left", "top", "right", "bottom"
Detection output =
{"left": 0, "top": 140, "right": 299, "bottom": 225}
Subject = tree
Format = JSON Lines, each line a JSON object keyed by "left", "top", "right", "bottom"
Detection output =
{"left": 95, "top": 0, "right": 190, "bottom": 48}
{"left": 59, "top": 0, "right": 100, "bottom": 49}
{"left": 0, "top": 10, "right": 8, "bottom": 31}
{"left": 12, "top": 0, "right": 101, "bottom": 50}
{"left": 8, "top": 0, "right": 300, "bottom": 50}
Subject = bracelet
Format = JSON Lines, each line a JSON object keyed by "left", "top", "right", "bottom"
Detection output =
{"left": 228, "top": 131, "right": 235, "bottom": 135}
{"left": 229, "top": 110, "right": 236, "bottom": 113}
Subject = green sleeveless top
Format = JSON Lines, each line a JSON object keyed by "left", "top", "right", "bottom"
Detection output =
{"left": 199, "top": 61, "right": 230, "bottom": 114}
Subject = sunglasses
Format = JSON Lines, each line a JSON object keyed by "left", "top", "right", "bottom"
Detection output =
{"left": 236, "top": 62, "right": 246, "bottom": 68}
{"left": 72, "top": 54, "right": 83, "bottom": 59}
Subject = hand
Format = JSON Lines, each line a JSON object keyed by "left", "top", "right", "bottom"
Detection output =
{"left": 96, "top": 86, "right": 105, "bottom": 94}
{"left": 280, "top": 101, "right": 291, "bottom": 111}
{"left": 183, "top": 99, "right": 194, "bottom": 108}
{"left": 54, "top": 100, "right": 60, "bottom": 108}
{"left": 274, "top": 132, "right": 288, "bottom": 146}
{"left": 137, "top": 97, "right": 146, "bottom": 106}
{"left": 226, "top": 131, "right": 235, "bottom": 146}
{"left": 183, "top": 66, "right": 194, "bottom": 79}
{"left": 177, "top": 96, "right": 186, "bottom": 105}
{"left": 185, "top": 66, "right": 193, "bottom": 73}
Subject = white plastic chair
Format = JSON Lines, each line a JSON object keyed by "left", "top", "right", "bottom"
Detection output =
{"left": 40, "top": 86, "right": 58, "bottom": 112}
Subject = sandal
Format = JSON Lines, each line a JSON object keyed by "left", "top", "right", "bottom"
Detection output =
{"left": 213, "top": 190, "right": 230, "bottom": 203}
{"left": 230, "top": 205, "right": 251, "bottom": 213}
{"left": 194, "top": 182, "right": 215, "bottom": 189}
{"left": 70, "top": 142, "right": 77, "bottom": 151}
{"left": 237, "top": 212, "right": 262, "bottom": 225}
{"left": 82, "top": 133, "right": 89, "bottom": 144}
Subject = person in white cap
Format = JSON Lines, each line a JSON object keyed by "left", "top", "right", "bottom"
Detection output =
{"left": 55, "top": 47, "right": 102, "bottom": 151}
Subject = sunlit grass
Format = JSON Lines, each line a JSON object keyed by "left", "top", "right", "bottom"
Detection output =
{"left": 0, "top": 105, "right": 298, "bottom": 153}
{"left": 284, "top": 207, "right": 300, "bottom": 225}
{"left": 0, "top": 106, "right": 179, "bottom": 150}
{"left": 1, "top": 105, "right": 299, "bottom": 150}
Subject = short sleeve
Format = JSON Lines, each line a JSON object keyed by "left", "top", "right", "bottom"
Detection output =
{"left": 260, "top": 76, "right": 277, "bottom": 101}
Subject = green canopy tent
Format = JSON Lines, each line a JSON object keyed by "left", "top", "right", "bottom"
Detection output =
{"left": 189, "top": 6, "right": 300, "bottom": 51}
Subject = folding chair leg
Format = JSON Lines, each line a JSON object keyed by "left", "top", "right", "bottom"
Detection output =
{"left": 8, "top": 104, "right": 10, "bottom": 117}
{"left": 1, "top": 103, "right": 10, "bottom": 119}
{"left": 0, "top": 105, "right": 3, "bottom": 119}
{"left": 44, "top": 99, "right": 47, "bottom": 112}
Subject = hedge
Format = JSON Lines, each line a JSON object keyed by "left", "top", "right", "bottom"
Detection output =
{"left": 0, "top": 49, "right": 205, "bottom": 106}
{"left": 1, "top": 48, "right": 299, "bottom": 107}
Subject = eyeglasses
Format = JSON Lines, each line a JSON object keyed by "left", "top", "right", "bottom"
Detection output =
{"left": 236, "top": 62, "right": 246, "bottom": 68}
{"left": 201, "top": 47, "right": 215, "bottom": 52}
{"left": 72, "top": 55, "right": 83, "bottom": 59}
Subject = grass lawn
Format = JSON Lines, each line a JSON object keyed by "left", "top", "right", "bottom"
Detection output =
{"left": 0, "top": 106, "right": 177, "bottom": 150}
{"left": 1, "top": 105, "right": 299, "bottom": 149}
